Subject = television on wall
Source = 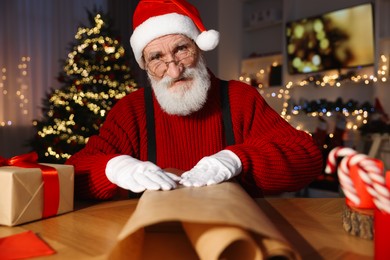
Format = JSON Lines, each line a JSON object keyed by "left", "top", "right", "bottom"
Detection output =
{"left": 285, "top": 3, "right": 375, "bottom": 75}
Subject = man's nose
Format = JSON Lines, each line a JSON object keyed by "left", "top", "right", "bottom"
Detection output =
{"left": 165, "top": 60, "right": 183, "bottom": 79}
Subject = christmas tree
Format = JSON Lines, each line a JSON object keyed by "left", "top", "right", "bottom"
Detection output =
{"left": 30, "top": 10, "right": 137, "bottom": 163}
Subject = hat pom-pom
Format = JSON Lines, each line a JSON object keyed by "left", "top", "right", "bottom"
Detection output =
{"left": 196, "top": 30, "right": 219, "bottom": 51}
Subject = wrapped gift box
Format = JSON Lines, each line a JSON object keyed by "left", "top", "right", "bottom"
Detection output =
{"left": 0, "top": 164, "right": 74, "bottom": 226}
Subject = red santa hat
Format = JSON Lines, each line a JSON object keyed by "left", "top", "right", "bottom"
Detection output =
{"left": 130, "top": 0, "right": 220, "bottom": 69}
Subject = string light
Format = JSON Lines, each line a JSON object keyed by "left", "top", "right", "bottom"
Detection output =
{"left": 378, "top": 55, "right": 388, "bottom": 83}
{"left": 239, "top": 54, "right": 389, "bottom": 134}
{"left": 1, "top": 56, "right": 31, "bottom": 127}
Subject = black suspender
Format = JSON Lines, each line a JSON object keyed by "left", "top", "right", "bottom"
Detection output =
{"left": 144, "top": 86, "right": 157, "bottom": 164}
{"left": 144, "top": 80, "right": 235, "bottom": 163}
{"left": 220, "top": 80, "right": 235, "bottom": 146}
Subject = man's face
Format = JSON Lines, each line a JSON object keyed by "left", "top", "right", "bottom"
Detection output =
{"left": 143, "top": 34, "right": 210, "bottom": 116}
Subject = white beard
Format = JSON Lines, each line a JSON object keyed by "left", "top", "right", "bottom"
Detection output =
{"left": 148, "top": 56, "right": 211, "bottom": 116}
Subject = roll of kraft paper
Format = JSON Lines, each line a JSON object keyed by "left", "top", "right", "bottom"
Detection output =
{"left": 106, "top": 181, "right": 300, "bottom": 260}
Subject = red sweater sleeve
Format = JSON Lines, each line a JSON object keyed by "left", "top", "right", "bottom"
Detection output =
{"left": 66, "top": 89, "right": 148, "bottom": 200}
{"left": 226, "top": 80, "right": 323, "bottom": 196}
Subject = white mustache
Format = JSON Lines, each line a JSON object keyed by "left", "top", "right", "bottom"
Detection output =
{"left": 159, "top": 69, "right": 193, "bottom": 87}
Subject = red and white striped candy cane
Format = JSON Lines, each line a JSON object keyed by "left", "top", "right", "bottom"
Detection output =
{"left": 325, "top": 147, "right": 359, "bottom": 205}
{"left": 370, "top": 170, "right": 390, "bottom": 214}
{"left": 339, "top": 153, "right": 381, "bottom": 207}
{"left": 337, "top": 154, "right": 362, "bottom": 206}
{"left": 325, "top": 146, "right": 358, "bottom": 174}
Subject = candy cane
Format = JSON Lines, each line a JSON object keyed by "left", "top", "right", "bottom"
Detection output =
{"left": 325, "top": 147, "right": 359, "bottom": 205}
{"left": 348, "top": 154, "right": 380, "bottom": 197}
{"left": 337, "top": 155, "right": 361, "bottom": 206}
{"left": 369, "top": 170, "right": 390, "bottom": 214}
{"left": 354, "top": 157, "right": 388, "bottom": 213}
{"left": 325, "top": 147, "right": 382, "bottom": 206}
{"left": 339, "top": 154, "right": 383, "bottom": 207}
{"left": 325, "top": 147, "right": 357, "bottom": 174}
{"left": 326, "top": 147, "right": 390, "bottom": 210}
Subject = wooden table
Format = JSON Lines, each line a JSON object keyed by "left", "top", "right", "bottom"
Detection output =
{"left": 0, "top": 198, "right": 373, "bottom": 259}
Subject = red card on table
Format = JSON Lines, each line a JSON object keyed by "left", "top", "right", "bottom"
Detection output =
{"left": 0, "top": 230, "right": 56, "bottom": 259}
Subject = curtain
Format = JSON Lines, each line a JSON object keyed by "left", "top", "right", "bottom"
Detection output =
{"left": 0, "top": 0, "right": 107, "bottom": 157}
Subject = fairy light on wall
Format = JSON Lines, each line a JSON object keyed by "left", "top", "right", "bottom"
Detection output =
{"left": 17, "top": 56, "right": 31, "bottom": 117}
{"left": 239, "top": 53, "right": 389, "bottom": 134}
{"left": 0, "top": 56, "right": 31, "bottom": 127}
{"left": 378, "top": 54, "right": 388, "bottom": 82}
{"left": 0, "top": 67, "right": 9, "bottom": 127}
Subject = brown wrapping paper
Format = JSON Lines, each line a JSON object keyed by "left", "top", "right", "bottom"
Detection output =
{"left": 107, "top": 181, "right": 300, "bottom": 260}
{"left": 0, "top": 164, "right": 74, "bottom": 226}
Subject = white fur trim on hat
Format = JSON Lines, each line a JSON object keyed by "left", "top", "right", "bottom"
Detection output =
{"left": 131, "top": 13, "right": 199, "bottom": 69}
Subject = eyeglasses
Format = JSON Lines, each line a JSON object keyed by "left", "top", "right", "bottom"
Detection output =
{"left": 144, "top": 43, "right": 196, "bottom": 78}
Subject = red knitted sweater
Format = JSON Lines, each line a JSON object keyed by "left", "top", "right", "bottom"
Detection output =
{"left": 66, "top": 72, "right": 323, "bottom": 199}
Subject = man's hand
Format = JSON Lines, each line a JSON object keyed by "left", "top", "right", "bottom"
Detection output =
{"left": 106, "top": 155, "right": 181, "bottom": 193}
{"left": 180, "top": 150, "right": 242, "bottom": 187}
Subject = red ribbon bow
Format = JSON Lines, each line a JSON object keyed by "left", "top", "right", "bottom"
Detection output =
{"left": 0, "top": 152, "right": 60, "bottom": 218}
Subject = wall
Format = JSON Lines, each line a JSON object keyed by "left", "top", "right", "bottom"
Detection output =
{"left": 216, "top": 0, "right": 390, "bottom": 116}
{"left": 283, "top": 0, "right": 390, "bottom": 120}
{"left": 188, "top": 0, "right": 219, "bottom": 75}
{"left": 217, "top": 0, "right": 257, "bottom": 80}
{"left": 217, "top": 0, "right": 242, "bottom": 81}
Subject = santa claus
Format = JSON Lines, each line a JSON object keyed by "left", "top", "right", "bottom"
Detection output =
{"left": 66, "top": 0, "right": 323, "bottom": 199}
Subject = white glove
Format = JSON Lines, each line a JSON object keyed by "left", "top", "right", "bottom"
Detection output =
{"left": 106, "top": 155, "right": 181, "bottom": 193}
{"left": 180, "top": 150, "right": 242, "bottom": 187}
